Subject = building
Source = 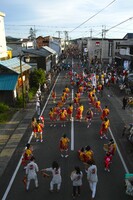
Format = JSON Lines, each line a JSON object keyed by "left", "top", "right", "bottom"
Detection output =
{"left": 6, "top": 38, "right": 35, "bottom": 57}
{"left": 36, "top": 36, "right": 63, "bottom": 55}
{"left": 87, "top": 38, "right": 124, "bottom": 65}
{"left": 0, "top": 12, "right": 8, "bottom": 60}
{"left": 23, "top": 47, "right": 54, "bottom": 72}
{"left": 115, "top": 33, "right": 133, "bottom": 71}
{"left": 0, "top": 57, "right": 31, "bottom": 106}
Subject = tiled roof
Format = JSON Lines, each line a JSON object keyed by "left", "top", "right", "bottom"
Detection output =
{"left": 0, "top": 57, "right": 31, "bottom": 74}
{"left": 0, "top": 74, "right": 18, "bottom": 90}
{"left": 42, "top": 46, "right": 57, "bottom": 54}
{"left": 23, "top": 48, "right": 52, "bottom": 57}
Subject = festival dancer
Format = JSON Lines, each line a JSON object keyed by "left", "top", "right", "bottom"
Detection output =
{"left": 100, "top": 105, "right": 110, "bottom": 121}
{"left": 78, "top": 147, "right": 86, "bottom": 162}
{"left": 85, "top": 108, "right": 93, "bottom": 128}
{"left": 59, "top": 108, "right": 67, "bottom": 127}
{"left": 103, "top": 139, "right": 116, "bottom": 157}
{"left": 61, "top": 90, "right": 67, "bottom": 105}
{"left": 84, "top": 145, "right": 94, "bottom": 163}
{"left": 41, "top": 161, "right": 62, "bottom": 192}
{"left": 26, "top": 156, "right": 39, "bottom": 191}
{"left": 75, "top": 103, "right": 84, "bottom": 122}
{"left": 67, "top": 103, "right": 73, "bottom": 121}
{"left": 51, "top": 90, "right": 56, "bottom": 103}
{"left": 78, "top": 84, "right": 84, "bottom": 95}
{"left": 74, "top": 93, "right": 80, "bottom": 108}
{"left": 31, "top": 117, "right": 37, "bottom": 139}
{"left": 53, "top": 104, "right": 60, "bottom": 120}
{"left": 49, "top": 108, "right": 56, "bottom": 127}
{"left": 22, "top": 143, "right": 33, "bottom": 169}
{"left": 64, "top": 85, "right": 70, "bottom": 98}
{"left": 59, "top": 134, "right": 70, "bottom": 157}
{"left": 104, "top": 152, "right": 112, "bottom": 172}
{"left": 99, "top": 117, "right": 110, "bottom": 139}
{"left": 36, "top": 118, "right": 44, "bottom": 142}
{"left": 94, "top": 98, "right": 102, "bottom": 114}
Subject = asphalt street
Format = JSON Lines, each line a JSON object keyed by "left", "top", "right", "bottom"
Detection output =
{"left": 0, "top": 60, "right": 133, "bottom": 200}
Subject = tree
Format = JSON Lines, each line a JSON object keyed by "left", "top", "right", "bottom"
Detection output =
{"left": 29, "top": 68, "right": 46, "bottom": 89}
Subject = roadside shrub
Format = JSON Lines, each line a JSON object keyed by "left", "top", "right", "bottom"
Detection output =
{"left": 0, "top": 103, "right": 16, "bottom": 123}
{"left": 0, "top": 103, "right": 9, "bottom": 113}
{"left": 28, "top": 87, "right": 37, "bottom": 100}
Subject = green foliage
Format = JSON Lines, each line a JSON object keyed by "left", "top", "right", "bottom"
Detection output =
{"left": 0, "top": 103, "right": 16, "bottom": 123}
{"left": 29, "top": 68, "right": 46, "bottom": 88}
{"left": 28, "top": 87, "right": 36, "bottom": 99}
{"left": 0, "top": 103, "right": 10, "bottom": 113}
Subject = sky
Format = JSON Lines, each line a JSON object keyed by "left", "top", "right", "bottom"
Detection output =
{"left": 1, "top": 0, "right": 133, "bottom": 40}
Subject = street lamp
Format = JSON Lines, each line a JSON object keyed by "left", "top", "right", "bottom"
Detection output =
{"left": 19, "top": 54, "right": 30, "bottom": 108}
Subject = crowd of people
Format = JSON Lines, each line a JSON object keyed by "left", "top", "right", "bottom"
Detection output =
{"left": 21, "top": 62, "right": 122, "bottom": 199}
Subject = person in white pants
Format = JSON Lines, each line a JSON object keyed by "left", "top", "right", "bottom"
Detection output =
{"left": 41, "top": 161, "right": 62, "bottom": 192}
{"left": 26, "top": 156, "right": 39, "bottom": 191}
{"left": 85, "top": 160, "right": 98, "bottom": 200}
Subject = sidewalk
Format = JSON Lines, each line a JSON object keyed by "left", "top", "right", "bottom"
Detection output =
{"left": 0, "top": 98, "right": 36, "bottom": 177}
{"left": 103, "top": 84, "right": 133, "bottom": 171}
{"left": 0, "top": 71, "right": 57, "bottom": 178}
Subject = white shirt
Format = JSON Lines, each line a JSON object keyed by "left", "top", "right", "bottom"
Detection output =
{"left": 26, "top": 161, "right": 39, "bottom": 178}
{"left": 70, "top": 171, "right": 83, "bottom": 186}
{"left": 45, "top": 167, "right": 62, "bottom": 184}
{"left": 86, "top": 164, "right": 98, "bottom": 182}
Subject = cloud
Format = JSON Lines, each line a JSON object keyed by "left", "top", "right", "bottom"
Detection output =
{"left": 1, "top": 0, "right": 133, "bottom": 39}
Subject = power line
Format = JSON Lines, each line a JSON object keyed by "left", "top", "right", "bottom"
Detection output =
{"left": 105, "top": 17, "right": 133, "bottom": 32}
{"left": 69, "top": 0, "right": 117, "bottom": 33}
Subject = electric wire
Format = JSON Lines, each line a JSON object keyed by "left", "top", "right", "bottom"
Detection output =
{"left": 69, "top": 0, "right": 117, "bottom": 33}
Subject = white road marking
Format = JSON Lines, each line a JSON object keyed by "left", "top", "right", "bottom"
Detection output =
{"left": 108, "top": 127, "right": 129, "bottom": 173}
{"left": 71, "top": 117, "right": 74, "bottom": 151}
{"left": 100, "top": 104, "right": 129, "bottom": 174}
{"left": 2, "top": 74, "right": 60, "bottom": 200}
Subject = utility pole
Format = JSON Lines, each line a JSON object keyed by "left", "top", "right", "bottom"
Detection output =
{"left": 90, "top": 29, "right": 93, "bottom": 38}
{"left": 64, "top": 31, "right": 69, "bottom": 49}
{"left": 100, "top": 25, "right": 106, "bottom": 65}
{"left": 56, "top": 31, "right": 62, "bottom": 39}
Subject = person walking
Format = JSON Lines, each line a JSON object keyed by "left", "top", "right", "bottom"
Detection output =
{"left": 70, "top": 166, "right": 83, "bottom": 199}
{"left": 85, "top": 160, "right": 98, "bottom": 200}
{"left": 122, "top": 96, "right": 128, "bottom": 109}
{"left": 25, "top": 156, "right": 39, "bottom": 191}
{"left": 36, "top": 100, "right": 41, "bottom": 117}
{"left": 41, "top": 161, "right": 62, "bottom": 192}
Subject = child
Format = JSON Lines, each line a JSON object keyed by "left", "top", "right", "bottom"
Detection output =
{"left": 104, "top": 152, "right": 112, "bottom": 172}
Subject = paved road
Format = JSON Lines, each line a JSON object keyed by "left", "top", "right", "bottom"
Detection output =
{"left": 0, "top": 61, "right": 133, "bottom": 200}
